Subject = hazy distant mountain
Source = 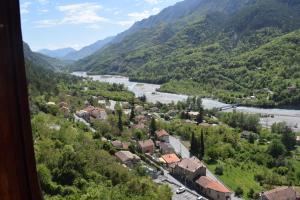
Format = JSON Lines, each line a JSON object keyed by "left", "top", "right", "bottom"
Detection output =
{"left": 63, "top": 36, "right": 114, "bottom": 61}
{"left": 38, "top": 48, "right": 76, "bottom": 59}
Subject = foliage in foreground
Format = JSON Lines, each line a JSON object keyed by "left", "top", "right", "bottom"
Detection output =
{"left": 32, "top": 113, "right": 171, "bottom": 200}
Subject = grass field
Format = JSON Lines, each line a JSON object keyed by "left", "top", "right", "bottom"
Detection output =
{"left": 206, "top": 161, "right": 263, "bottom": 199}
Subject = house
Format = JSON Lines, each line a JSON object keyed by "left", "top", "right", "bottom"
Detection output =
{"left": 173, "top": 156, "right": 206, "bottom": 182}
{"left": 155, "top": 129, "right": 170, "bottom": 142}
{"left": 159, "top": 142, "right": 175, "bottom": 154}
{"left": 115, "top": 151, "right": 140, "bottom": 168}
{"left": 91, "top": 108, "right": 107, "bottom": 120}
{"left": 84, "top": 106, "right": 95, "bottom": 114}
{"left": 261, "top": 186, "right": 296, "bottom": 200}
{"left": 82, "top": 106, "right": 107, "bottom": 120}
{"left": 132, "top": 123, "right": 145, "bottom": 130}
{"left": 135, "top": 115, "right": 147, "bottom": 124}
{"left": 98, "top": 100, "right": 106, "bottom": 105}
{"left": 112, "top": 140, "right": 129, "bottom": 150}
{"left": 135, "top": 105, "right": 144, "bottom": 114}
{"left": 138, "top": 139, "right": 155, "bottom": 154}
{"left": 76, "top": 110, "right": 90, "bottom": 121}
{"left": 296, "top": 136, "right": 300, "bottom": 145}
{"left": 196, "top": 176, "right": 231, "bottom": 200}
{"left": 161, "top": 154, "right": 180, "bottom": 167}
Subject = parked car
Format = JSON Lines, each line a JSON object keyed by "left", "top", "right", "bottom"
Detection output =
{"left": 176, "top": 187, "right": 186, "bottom": 194}
{"left": 197, "top": 196, "right": 207, "bottom": 200}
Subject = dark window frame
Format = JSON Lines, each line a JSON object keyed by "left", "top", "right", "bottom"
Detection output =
{"left": 0, "top": 0, "right": 43, "bottom": 199}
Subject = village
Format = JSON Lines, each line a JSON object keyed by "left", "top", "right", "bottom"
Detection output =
{"left": 45, "top": 90, "right": 300, "bottom": 200}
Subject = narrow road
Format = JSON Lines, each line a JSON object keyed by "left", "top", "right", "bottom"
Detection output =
{"left": 155, "top": 170, "right": 201, "bottom": 200}
{"left": 169, "top": 136, "right": 242, "bottom": 200}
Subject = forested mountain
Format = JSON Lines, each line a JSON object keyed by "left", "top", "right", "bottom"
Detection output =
{"left": 38, "top": 48, "right": 76, "bottom": 59}
{"left": 24, "top": 42, "right": 69, "bottom": 71}
{"left": 64, "top": 36, "right": 114, "bottom": 61}
{"left": 72, "top": 0, "right": 300, "bottom": 107}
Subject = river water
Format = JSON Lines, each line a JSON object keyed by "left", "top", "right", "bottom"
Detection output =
{"left": 72, "top": 72, "right": 300, "bottom": 131}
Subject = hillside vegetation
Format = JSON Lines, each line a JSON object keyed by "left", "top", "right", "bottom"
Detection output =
{"left": 24, "top": 43, "right": 171, "bottom": 200}
{"left": 72, "top": 0, "right": 300, "bottom": 107}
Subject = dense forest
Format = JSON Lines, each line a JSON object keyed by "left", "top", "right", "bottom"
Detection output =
{"left": 71, "top": 0, "right": 300, "bottom": 107}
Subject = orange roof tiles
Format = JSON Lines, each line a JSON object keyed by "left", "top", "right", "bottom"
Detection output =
{"left": 156, "top": 129, "right": 169, "bottom": 138}
{"left": 138, "top": 139, "right": 154, "bottom": 148}
{"left": 263, "top": 186, "right": 296, "bottom": 200}
{"left": 196, "top": 176, "right": 231, "bottom": 193}
{"left": 161, "top": 154, "right": 180, "bottom": 164}
{"left": 177, "top": 157, "right": 203, "bottom": 172}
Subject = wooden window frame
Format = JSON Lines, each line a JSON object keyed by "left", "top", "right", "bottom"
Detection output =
{"left": 0, "top": 0, "right": 43, "bottom": 199}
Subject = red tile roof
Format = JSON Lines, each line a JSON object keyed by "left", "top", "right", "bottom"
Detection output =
{"left": 161, "top": 154, "right": 180, "bottom": 164}
{"left": 138, "top": 139, "right": 154, "bottom": 149}
{"left": 263, "top": 186, "right": 296, "bottom": 200}
{"left": 84, "top": 106, "right": 95, "bottom": 113}
{"left": 196, "top": 176, "right": 231, "bottom": 193}
{"left": 177, "top": 156, "right": 204, "bottom": 173}
{"left": 156, "top": 129, "right": 169, "bottom": 138}
{"left": 115, "top": 151, "right": 140, "bottom": 163}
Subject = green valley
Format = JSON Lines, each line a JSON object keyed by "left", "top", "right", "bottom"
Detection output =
{"left": 71, "top": 0, "right": 300, "bottom": 108}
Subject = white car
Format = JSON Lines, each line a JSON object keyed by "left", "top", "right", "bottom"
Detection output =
{"left": 176, "top": 187, "right": 186, "bottom": 194}
{"left": 197, "top": 196, "right": 207, "bottom": 200}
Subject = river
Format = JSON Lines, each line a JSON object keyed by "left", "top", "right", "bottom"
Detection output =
{"left": 72, "top": 72, "right": 300, "bottom": 131}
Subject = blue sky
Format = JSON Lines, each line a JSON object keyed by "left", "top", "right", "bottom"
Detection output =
{"left": 20, "top": 0, "right": 183, "bottom": 51}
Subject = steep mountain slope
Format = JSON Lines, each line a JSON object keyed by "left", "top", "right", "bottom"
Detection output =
{"left": 72, "top": 0, "right": 300, "bottom": 106}
{"left": 38, "top": 48, "right": 76, "bottom": 59}
{"left": 64, "top": 36, "right": 114, "bottom": 61}
{"left": 71, "top": 0, "right": 252, "bottom": 72}
{"left": 23, "top": 42, "right": 68, "bottom": 71}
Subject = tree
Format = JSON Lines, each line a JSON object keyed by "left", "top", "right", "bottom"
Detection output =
{"left": 117, "top": 109, "right": 123, "bottom": 133}
{"left": 247, "top": 188, "right": 255, "bottom": 199}
{"left": 139, "top": 95, "right": 147, "bottom": 102}
{"left": 129, "top": 105, "right": 135, "bottom": 122}
{"left": 196, "top": 113, "right": 203, "bottom": 124}
{"left": 248, "top": 133, "right": 255, "bottom": 144}
{"left": 281, "top": 131, "right": 296, "bottom": 151}
{"left": 271, "top": 122, "right": 289, "bottom": 134}
{"left": 190, "top": 132, "right": 197, "bottom": 156}
{"left": 149, "top": 118, "right": 157, "bottom": 136}
{"left": 268, "top": 139, "right": 286, "bottom": 158}
{"left": 235, "top": 187, "right": 244, "bottom": 197}
{"left": 196, "top": 97, "right": 203, "bottom": 112}
{"left": 215, "top": 166, "right": 224, "bottom": 175}
{"left": 53, "top": 146, "right": 86, "bottom": 186}
{"left": 199, "top": 131, "right": 205, "bottom": 159}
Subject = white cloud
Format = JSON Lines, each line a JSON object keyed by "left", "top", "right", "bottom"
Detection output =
{"left": 20, "top": 2, "right": 32, "bottom": 14}
{"left": 144, "top": 0, "right": 160, "bottom": 4}
{"left": 35, "top": 2, "right": 108, "bottom": 28}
